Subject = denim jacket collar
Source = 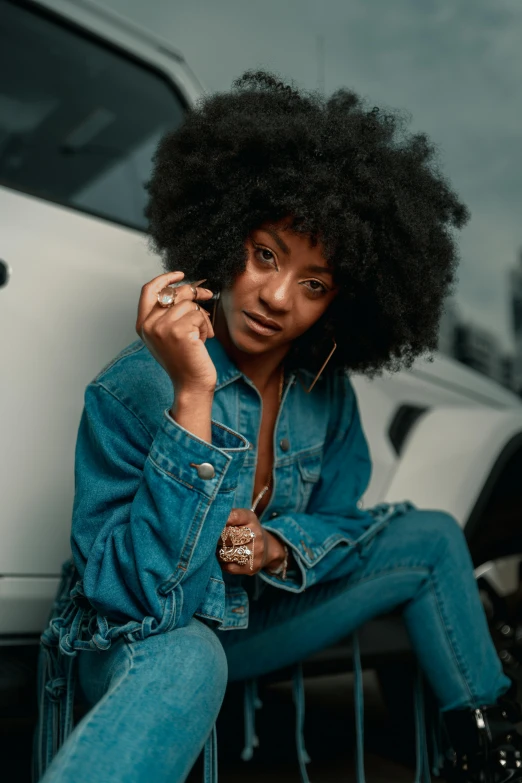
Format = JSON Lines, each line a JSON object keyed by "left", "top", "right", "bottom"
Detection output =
{"left": 206, "top": 334, "right": 315, "bottom": 394}
{"left": 206, "top": 337, "right": 242, "bottom": 391}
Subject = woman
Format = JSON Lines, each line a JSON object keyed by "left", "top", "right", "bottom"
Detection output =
{"left": 36, "top": 70, "right": 522, "bottom": 783}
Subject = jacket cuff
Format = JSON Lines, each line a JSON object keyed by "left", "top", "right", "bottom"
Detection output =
{"left": 149, "top": 409, "right": 250, "bottom": 498}
{"left": 262, "top": 515, "right": 324, "bottom": 565}
{"left": 259, "top": 563, "right": 306, "bottom": 593}
{"left": 259, "top": 523, "right": 309, "bottom": 593}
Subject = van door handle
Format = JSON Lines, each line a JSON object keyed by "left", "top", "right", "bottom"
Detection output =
{"left": 0, "top": 259, "right": 11, "bottom": 288}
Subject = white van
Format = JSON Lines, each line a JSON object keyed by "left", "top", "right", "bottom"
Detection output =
{"left": 1, "top": 0, "right": 522, "bottom": 678}
{"left": 0, "top": 0, "right": 205, "bottom": 636}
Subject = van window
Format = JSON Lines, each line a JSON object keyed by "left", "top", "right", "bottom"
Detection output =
{"left": 0, "top": 1, "right": 185, "bottom": 230}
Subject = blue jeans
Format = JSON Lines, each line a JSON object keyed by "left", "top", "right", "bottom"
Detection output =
{"left": 40, "top": 510, "right": 511, "bottom": 783}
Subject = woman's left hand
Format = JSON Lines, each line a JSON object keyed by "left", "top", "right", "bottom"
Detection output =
{"left": 217, "top": 508, "right": 286, "bottom": 576}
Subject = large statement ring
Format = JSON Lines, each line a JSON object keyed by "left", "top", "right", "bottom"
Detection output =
{"left": 219, "top": 526, "right": 255, "bottom": 570}
{"left": 218, "top": 545, "right": 253, "bottom": 568}
{"left": 157, "top": 285, "right": 177, "bottom": 308}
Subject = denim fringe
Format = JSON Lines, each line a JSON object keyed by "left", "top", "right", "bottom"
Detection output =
{"left": 353, "top": 633, "right": 438, "bottom": 783}
{"left": 292, "top": 663, "right": 312, "bottom": 782}
{"left": 241, "top": 679, "right": 262, "bottom": 761}
{"left": 240, "top": 667, "right": 312, "bottom": 783}
{"left": 413, "top": 665, "right": 431, "bottom": 783}
{"left": 430, "top": 705, "right": 446, "bottom": 776}
{"left": 353, "top": 630, "right": 366, "bottom": 783}
{"left": 33, "top": 559, "right": 145, "bottom": 780}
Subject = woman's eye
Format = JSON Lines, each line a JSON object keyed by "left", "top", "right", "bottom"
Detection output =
{"left": 254, "top": 247, "right": 275, "bottom": 264}
{"left": 304, "top": 280, "right": 328, "bottom": 296}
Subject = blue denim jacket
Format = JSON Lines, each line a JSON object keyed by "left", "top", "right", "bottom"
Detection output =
{"left": 72, "top": 335, "right": 385, "bottom": 632}
{"left": 35, "top": 335, "right": 411, "bottom": 781}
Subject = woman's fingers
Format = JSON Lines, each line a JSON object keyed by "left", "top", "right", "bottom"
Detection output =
{"left": 165, "top": 279, "right": 214, "bottom": 308}
{"left": 201, "top": 305, "right": 215, "bottom": 340}
{"left": 136, "top": 270, "right": 184, "bottom": 331}
{"left": 155, "top": 279, "right": 214, "bottom": 313}
{"left": 136, "top": 272, "right": 214, "bottom": 336}
{"left": 146, "top": 304, "right": 213, "bottom": 346}
{"left": 226, "top": 509, "right": 258, "bottom": 527}
{"left": 172, "top": 300, "right": 215, "bottom": 342}
{"left": 189, "top": 305, "right": 213, "bottom": 343}
{"left": 221, "top": 563, "right": 245, "bottom": 575}
{"left": 218, "top": 509, "right": 263, "bottom": 575}
{"left": 220, "top": 552, "right": 262, "bottom": 576}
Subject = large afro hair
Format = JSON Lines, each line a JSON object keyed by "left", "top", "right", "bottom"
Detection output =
{"left": 146, "top": 69, "right": 469, "bottom": 377}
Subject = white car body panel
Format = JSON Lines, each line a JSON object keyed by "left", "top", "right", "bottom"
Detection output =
{"left": 0, "top": 577, "right": 60, "bottom": 638}
{"left": 381, "top": 407, "right": 522, "bottom": 525}
{"left": 0, "top": 0, "right": 203, "bottom": 632}
{"left": 0, "top": 187, "right": 159, "bottom": 574}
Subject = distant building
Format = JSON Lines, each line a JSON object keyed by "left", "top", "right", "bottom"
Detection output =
{"left": 437, "top": 298, "right": 459, "bottom": 357}
{"left": 510, "top": 249, "right": 522, "bottom": 394}
{"left": 454, "top": 323, "right": 503, "bottom": 384}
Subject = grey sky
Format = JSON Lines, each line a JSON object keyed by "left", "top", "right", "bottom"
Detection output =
{"left": 103, "top": 0, "right": 522, "bottom": 352}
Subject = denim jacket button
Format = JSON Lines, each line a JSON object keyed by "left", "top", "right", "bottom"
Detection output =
{"left": 191, "top": 462, "right": 215, "bottom": 480}
{"left": 279, "top": 438, "right": 290, "bottom": 452}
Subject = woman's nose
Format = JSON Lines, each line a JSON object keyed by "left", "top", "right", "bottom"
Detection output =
{"left": 259, "top": 274, "right": 293, "bottom": 312}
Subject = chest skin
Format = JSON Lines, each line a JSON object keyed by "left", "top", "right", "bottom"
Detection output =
{"left": 251, "top": 377, "right": 282, "bottom": 516}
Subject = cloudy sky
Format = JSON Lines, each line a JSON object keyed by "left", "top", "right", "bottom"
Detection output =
{"left": 103, "top": 0, "right": 522, "bottom": 352}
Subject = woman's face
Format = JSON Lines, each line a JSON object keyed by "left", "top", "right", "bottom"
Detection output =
{"left": 219, "top": 219, "right": 338, "bottom": 357}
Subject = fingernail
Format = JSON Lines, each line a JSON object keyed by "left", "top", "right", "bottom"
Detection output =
{"left": 203, "top": 288, "right": 213, "bottom": 295}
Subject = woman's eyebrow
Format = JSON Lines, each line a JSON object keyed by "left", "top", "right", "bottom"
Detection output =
{"left": 264, "top": 228, "right": 291, "bottom": 255}
{"left": 305, "top": 264, "right": 333, "bottom": 275}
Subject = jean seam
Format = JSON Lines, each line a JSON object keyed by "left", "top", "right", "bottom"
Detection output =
{"left": 51, "top": 642, "right": 134, "bottom": 776}
{"left": 225, "top": 566, "right": 431, "bottom": 648}
{"left": 147, "top": 455, "right": 202, "bottom": 494}
{"left": 96, "top": 379, "right": 154, "bottom": 439}
{"left": 100, "top": 643, "right": 128, "bottom": 695}
{"left": 427, "top": 568, "right": 477, "bottom": 706}
{"left": 345, "top": 563, "right": 478, "bottom": 706}
{"left": 344, "top": 562, "right": 478, "bottom": 705}
{"left": 224, "top": 565, "right": 479, "bottom": 707}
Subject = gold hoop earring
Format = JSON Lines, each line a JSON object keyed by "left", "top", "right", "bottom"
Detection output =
{"left": 211, "top": 293, "right": 220, "bottom": 329}
{"left": 301, "top": 337, "right": 337, "bottom": 393}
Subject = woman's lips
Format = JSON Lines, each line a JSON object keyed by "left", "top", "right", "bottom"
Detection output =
{"left": 242, "top": 311, "right": 281, "bottom": 336}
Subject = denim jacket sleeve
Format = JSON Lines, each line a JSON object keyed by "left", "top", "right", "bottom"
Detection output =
{"left": 260, "top": 372, "right": 375, "bottom": 593}
{"left": 71, "top": 381, "right": 250, "bottom": 630}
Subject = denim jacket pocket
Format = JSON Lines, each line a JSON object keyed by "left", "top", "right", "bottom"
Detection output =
{"left": 296, "top": 452, "right": 322, "bottom": 512}
{"left": 218, "top": 582, "right": 249, "bottom": 630}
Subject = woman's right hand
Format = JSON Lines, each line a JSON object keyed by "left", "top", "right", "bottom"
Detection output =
{"left": 136, "top": 271, "right": 218, "bottom": 395}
